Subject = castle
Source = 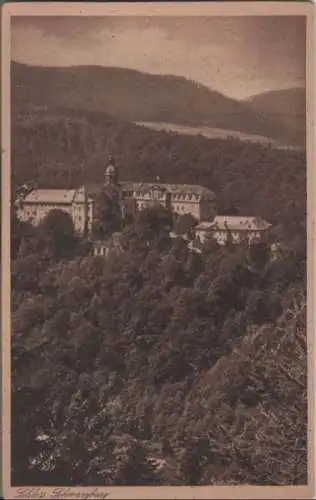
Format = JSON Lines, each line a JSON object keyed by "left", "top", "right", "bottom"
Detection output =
{"left": 16, "top": 156, "right": 218, "bottom": 233}
{"left": 16, "top": 156, "right": 272, "bottom": 249}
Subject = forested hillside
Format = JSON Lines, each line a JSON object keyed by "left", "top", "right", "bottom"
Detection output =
{"left": 11, "top": 61, "right": 303, "bottom": 146}
{"left": 12, "top": 107, "right": 306, "bottom": 235}
{"left": 11, "top": 102, "right": 307, "bottom": 486}
{"left": 12, "top": 204, "right": 307, "bottom": 486}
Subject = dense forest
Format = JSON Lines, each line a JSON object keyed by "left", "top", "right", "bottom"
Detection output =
{"left": 11, "top": 105, "right": 307, "bottom": 486}
{"left": 11, "top": 204, "right": 307, "bottom": 486}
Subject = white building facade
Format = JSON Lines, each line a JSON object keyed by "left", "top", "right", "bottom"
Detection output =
{"left": 195, "top": 216, "right": 272, "bottom": 245}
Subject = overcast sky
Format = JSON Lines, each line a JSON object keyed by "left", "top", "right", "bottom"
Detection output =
{"left": 11, "top": 16, "right": 306, "bottom": 99}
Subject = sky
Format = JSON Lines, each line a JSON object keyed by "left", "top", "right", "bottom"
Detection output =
{"left": 11, "top": 16, "right": 306, "bottom": 100}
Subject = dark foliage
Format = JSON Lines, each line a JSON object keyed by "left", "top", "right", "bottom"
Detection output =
{"left": 11, "top": 200, "right": 307, "bottom": 485}
{"left": 92, "top": 186, "right": 122, "bottom": 239}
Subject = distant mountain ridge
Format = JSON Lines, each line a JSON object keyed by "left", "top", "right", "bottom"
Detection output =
{"left": 11, "top": 61, "right": 304, "bottom": 147}
{"left": 245, "top": 87, "right": 305, "bottom": 116}
{"left": 245, "top": 88, "right": 306, "bottom": 146}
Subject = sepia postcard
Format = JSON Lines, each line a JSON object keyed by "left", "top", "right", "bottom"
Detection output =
{"left": 1, "top": 2, "right": 315, "bottom": 499}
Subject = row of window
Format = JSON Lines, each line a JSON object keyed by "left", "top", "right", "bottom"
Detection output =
{"left": 172, "top": 193, "right": 199, "bottom": 201}
{"left": 23, "top": 209, "right": 88, "bottom": 224}
{"left": 25, "top": 209, "right": 48, "bottom": 217}
{"left": 135, "top": 192, "right": 165, "bottom": 200}
{"left": 173, "top": 205, "right": 198, "bottom": 213}
{"left": 122, "top": 191, "right": 134, "bottom": 198}
{"left": 198, "top": 230, "right": 260, "bottom": 239}
{"left": 133, "top": 191, "right": 200, "bottom": 201}
{"left": 94, "top": 247, "right": 108, "bottom": 256}
{"left": 136, "top": 203, "right": 198, "bottom": 213}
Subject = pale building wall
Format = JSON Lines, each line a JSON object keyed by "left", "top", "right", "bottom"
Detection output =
{"left": 196, "top": 229, "right": 263, "bottom": 245}
{"left": 18, "top": 203, "right": 73, "bottom": 226}
{"left": 18, "top": 199, "right": 94, "bottom": 235}
{"left": 134, "top": 193, "right": 170, "bottom": 212}
{"left": 171, "top": 200, "right": 201, "bottom": 219}
{"left": 93, "top": 244, "right": 110, "bottom": 257}
{"left": 170, "top": 194, "right": 216, "bottom": 221}
{"left": 71, "top": 200, "right": 94, "bottom": 234}
{"left": 71, "top": 203, "right": 85, "bottom": 233}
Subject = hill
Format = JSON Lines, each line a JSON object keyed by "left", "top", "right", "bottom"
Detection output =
{"left": 245, "top": 88, "right": 306, "bottom": 146}
{"left": 11, "top": 96, "right": 307, "bottom": 487}
{"left": 11, "top": 200, "right": 307, "bottom": 486}
{"left": 11, "top": 61, "right": 302, "bottom": 147}
{"left": 246, "top": 88, "right": 305, "bottom": 116}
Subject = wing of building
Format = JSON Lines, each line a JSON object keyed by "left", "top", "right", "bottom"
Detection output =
{"left": 16, "top": 187, "right": 94, "bottom": 234}
{"left": 195, "top": 216, "right": 272, "bottom": 245}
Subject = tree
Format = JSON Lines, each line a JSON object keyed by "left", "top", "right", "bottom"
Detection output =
{"left": 39, "top": 209, "right": 78, "bottom": 260}
{"left": 113, "top": 439, "right": 162, "bottom": 485}
{"left": 92, "top": 186, "right": 122, "bottom": 239}
{"left": 249, "top": 241, "right": 270, "bottom": 269}
{"left": 173, "top": 213, "right": 198, "bottom": 239}
{"left": 121, "top": 205, "right": 173, "bottom": 255}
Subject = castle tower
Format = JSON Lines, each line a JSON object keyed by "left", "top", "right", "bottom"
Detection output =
{"left": 104, "top": 156, "right": 118, "bottom": 186}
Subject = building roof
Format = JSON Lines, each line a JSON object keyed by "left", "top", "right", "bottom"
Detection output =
{"left": 72, "top": 186, "right": 96, "bottom": 204}
{"left": 196, "top": 216, "right": 271, "bottom": 232}
{"left": 21, "top": 181, "right": 215, "bottom": 205}
{"left": 23, "top": 189, "right": 76, "bottom": 204}
{"left": 120, "top": 181, "right": 215, "bottom": 200}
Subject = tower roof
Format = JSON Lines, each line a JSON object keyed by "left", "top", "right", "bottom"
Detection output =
{"left": 105, "top": 164, "right": 116, "bottom": 175}
{"left": 105, "top": 155, "right": 117, "bottom": 178}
